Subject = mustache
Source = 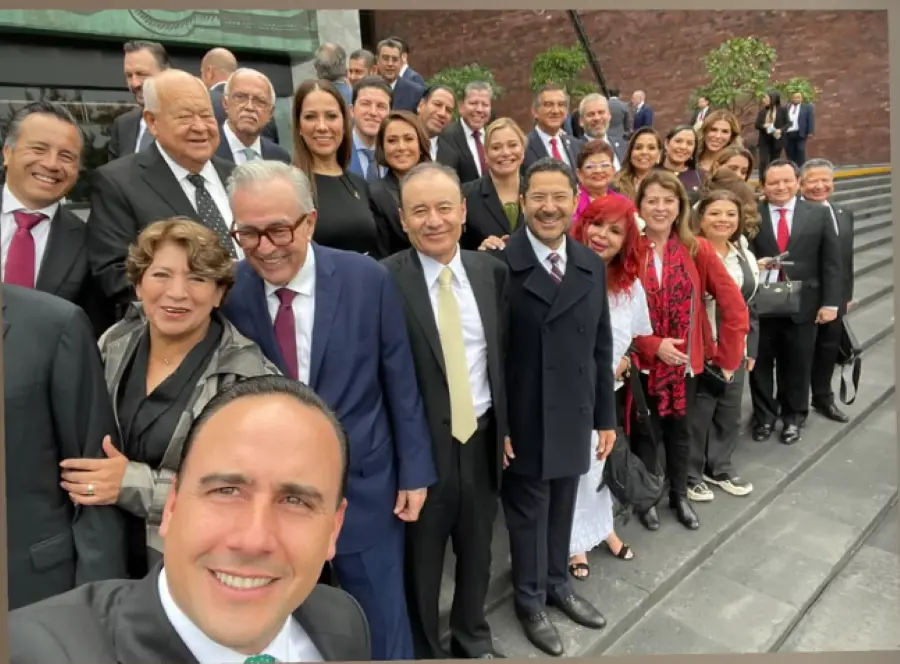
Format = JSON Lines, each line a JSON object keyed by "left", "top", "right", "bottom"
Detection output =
{"left": 535, "top": 211, "right": 564, "bottom": 222}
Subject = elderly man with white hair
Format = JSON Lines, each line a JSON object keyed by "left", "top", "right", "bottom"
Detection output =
{"left": 87, "top": 68, "right": 240, "bottom": 319}
{"left": 215, "top": 67, "right": 291, "bottom": 165}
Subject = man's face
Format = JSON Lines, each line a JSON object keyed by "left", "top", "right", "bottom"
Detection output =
{"left": 231, "top": 177, "right": 316, "bottom": 287}
{"left": 2, "top": 112, "right": 82, "bottom": 209}
{"left": 698, "top": 97, "right": 709, "bottom": 109}
{"left": 791, "top": 92, "right": 803, "bottom": 105}
{"left": 145, "top": 76, "right": 219, "bottom": 171}
{"left": 347, "top": 57, "right": 371, "bottom": 86}
{"left": 352, "top": 87, "right": 391, "bottom": 140}
{"left": 401, "top": 170, "right": 465, "bottom": 262}
{"left": 377, "top": 46, "right": 402, "bottom": 83}
{"left": 521, "top": 170, "right": 574, "bottom": 247}
{"left": 800, "top": 167, "right": 834, "bottom": 202}
{"left": 159, "top": 394, "right": 346, "bottom": 656}
{"left": 223, "top": 72, "right": 274, "bottom": 139}
{"left": 417, "top": 89, "right": 455, "bottom": 138}
{"left": 580, "top": 98, "right": 611, "bottom": 137}
{"left": 533, "top": 90, "right": 568, "bottom": 135}
{"left": 631, "top": 92, "right": 643, "bottom": 107}
{"left": 763, "top": 164, "right": 800, "bottom": 206}
{"left": 124, "top": 48, "right": 163, "bottom": 106}
{"left": 459, "top": 90, "right": 491, "bottom": 132}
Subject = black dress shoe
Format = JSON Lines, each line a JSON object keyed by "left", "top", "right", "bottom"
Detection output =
{"left": 518, "top": 611, "right": 563, "bottom": 656}
{"left": 752, "top": 423, "right": 774, "bottom": 441}
{"left": 814, "top": 403, "right": 850, "bottom": 423}
{"left": 669, "top": 495, "right": 700, "bottom": 529}
{"left": 548, "top": 593, "right": 607, "bottom": 629}
{"left": 780, "top": 424, "right": 801, "bottom": 444}
{"left": 638, "top": 505, "right": 660, "bottom": 530}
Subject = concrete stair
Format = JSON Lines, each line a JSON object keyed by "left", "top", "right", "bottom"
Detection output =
{"left": 437, "top": 169, "right": 896, "bottom": 657}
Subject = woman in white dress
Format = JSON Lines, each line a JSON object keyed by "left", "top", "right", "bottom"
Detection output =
{"left": 567, "top": 194, "right": 654, "bottom": 580}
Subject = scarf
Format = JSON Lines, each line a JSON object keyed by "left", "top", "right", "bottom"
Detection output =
{"left": 642, "top": 234, "right": 694, "bottom": 418}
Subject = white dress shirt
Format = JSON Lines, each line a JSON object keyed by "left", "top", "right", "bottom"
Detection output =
{"left": 609, "top": 279, "right": 653, "bottom": 390}
{"left": 158, "top": 568, "right": 322, "bottom": 663}
{"left": 534, "top": 126, "right": 572, "bottom": 167}
{"left": 787, "top": 103, "right": 800, "bottom": 132}
{"left": 223, "top": 122, "right": 263, "bottom": 165}
{"left": 417, "top": 246, "right": 492, "bottom": 418}
{"left": 157, "top": 145, "right": 243, "bottom": 259}
{"left": 0, "top": 183, "right": 58, "bottom": 282}
{"left": 429, "top": 135, "right": 439, "bottom": 161}
{"left": 265, "top": 244, "right": 317, "bottom": 384}
{"left": 460, "top": 118, "right": 485, "bottom": 177}
{"left": 526, "top": 226, "right": 567, "bottom": 278}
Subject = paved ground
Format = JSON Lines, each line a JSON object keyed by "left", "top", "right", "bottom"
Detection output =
{"left": 778, "top": 502, "right": 899, "bottom": 653}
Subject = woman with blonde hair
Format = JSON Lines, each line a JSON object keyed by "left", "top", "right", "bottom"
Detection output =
{"left": 696, "top": 109, "right": 743, "bottom": 172}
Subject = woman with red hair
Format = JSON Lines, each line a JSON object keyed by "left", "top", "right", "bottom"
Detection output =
{"left": 567, "top": 194, "right": 653, "bottom": 580}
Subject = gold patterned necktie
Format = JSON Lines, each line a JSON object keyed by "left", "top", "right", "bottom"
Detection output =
{"left": 437, "top": 267, "right": 478, "bottom": 444}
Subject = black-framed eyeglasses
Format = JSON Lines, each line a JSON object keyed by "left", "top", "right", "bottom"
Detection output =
{"left": 230, "top": 215, "right": 308, "bottom": 250}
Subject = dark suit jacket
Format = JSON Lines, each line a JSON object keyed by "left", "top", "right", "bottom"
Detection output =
{"left": 564, "top": 111, "right": 584, "bottom": 138}
{"left": 460, "top": 174, "right": 524, "bottom": 250}
{"left": 107, "top": 107, "right": 143, "bottom": 162}
{"left": 633, "top": 104, "right": 654, "bottom": 130}
{"left": 829, "top": 200, "right": 854, "bottom": 315}
{"left": 214, "top": 130, "right": 291, "bottom": 164}
{"left": 755, "top": 106, "right": 790, "bottom": 146}
{"left": 8, "top": 563, "right": 371, "bottom": 663}
{"left": 521, "top": 129, "right": 585, "bottom": 174}
{"left": 440, "top": 120, "right": 482, "bottom": 184}
{"left": 787, "top": 103, "right": 815, "bottom": 139}
{"left": 2, "top": 285, "right": 129, "bottom": 611}
{"left": 210, "top": 84, "right": 280, "bottom": 144}
{"left": 382, "top": 248, "right": 509, "bottom": 490}
{"left": 488, "top": 231, "right": 616, "bottom": 480}
{"left": 691, "top": 107, "right": 712, "bottom": 126}
{"left": 86, "top": 144, "right": 236, "bottom": 313}
{"left": 750, "top": 198, "right": 843, "bottom": 324}
{"left": 402, "top": 66, "right": 426, "bottom": 87}
{"left": 369, "top": 170, "right": 408, "bottom": 257}
{"left": 607, "top": 97, "right": 632, "bottom": 141}
{"left": 0, "top": 190, "right": 112, "bottom": 336}
{"left": 391, "top": 76, "right": 426, "bottom": 113}
{"left": 221, "top": 245, "right": 437, "bottom": 554}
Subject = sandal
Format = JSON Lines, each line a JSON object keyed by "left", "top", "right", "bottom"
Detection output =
{"left": 569, "top": 562, "right": 590, "bottom": 580}
{"left": 606, "top": 541, "right": 635, "bottom": 560}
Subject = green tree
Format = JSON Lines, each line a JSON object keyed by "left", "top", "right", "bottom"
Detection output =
{"left": 426, "top": 63, "right": 503, "bottom": 118}
{"left": 690, "top": 36, "right": 818, "bottom": 130}
{"left": 530, "top": 43, "right": 588, "bottom": 92}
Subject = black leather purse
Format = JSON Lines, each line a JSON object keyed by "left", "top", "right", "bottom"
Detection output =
{"left": 836, "top": 317, "right": 862, "bottom": 405}
{"left": 755, "top": 268, "right": 802, "bottom": 318}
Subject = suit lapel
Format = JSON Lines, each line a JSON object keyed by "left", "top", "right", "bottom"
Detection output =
{"left": 35, "top": 208, "right": 82, "bottom": 294}
{"left": 481, "top": 177, "right": 513, "bottom": 236}
{"left": 239, "top": 266, "right": 287, "bottom": 373}
{"left": 461, "top": 252, "right": 500, "bottom": 387}
{"left": 451, "top": 122, "right": 479, "bottom": 175}
{"left": 396, "top": 250, "right": 446, "bottom": 376}
{"left": 138, "top": 145, "right": 198, "bottom": 217}
{"left": 787, "top": 201, "right": 810, "bottom": 252}
{"left": 527, "top": 130, "right": 549, "bottom": 163}
{"left": 214, "top": 137, "right": 234, "bottom": 163}
{"left": 506, "top": 231, "right": 557, "bottom": 308}
{"left": 309, "top": 245, "right": 341, "bottom": 388}
{"left": 755, "top": 203, "right": 780, "bottom": 256}
{"left": 563, "top": 135, "right": 580, "bottom": 165}
{"left": 545, "top": 244, "right": 594, "bottom": 324}
{"left": 122, "top": 109, "right": 141, "bottom": 154}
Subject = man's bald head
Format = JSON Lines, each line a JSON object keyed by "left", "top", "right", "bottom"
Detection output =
{"left": 143, "top": 69, "right": 209, "bottom": 112}
{"left": 201, "top": 48, "right": 238, "bottom": 87}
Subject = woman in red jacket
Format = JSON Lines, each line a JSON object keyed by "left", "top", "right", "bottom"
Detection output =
{"left": 629, "top": 169, "right": 749, "bottom": 531}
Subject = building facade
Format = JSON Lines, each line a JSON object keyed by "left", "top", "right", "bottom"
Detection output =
{"left": 0, "top": 9, "right": 361, "bottom": 207}
{"left": 371, "top": 9, "right": 890, "bottom": 167}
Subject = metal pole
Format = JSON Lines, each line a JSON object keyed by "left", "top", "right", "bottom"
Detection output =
{"left": 567, "top": 10, "right": 608, "bottom": 97}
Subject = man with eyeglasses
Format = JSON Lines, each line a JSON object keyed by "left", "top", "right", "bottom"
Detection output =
{"left": 220, "top": 159, "right": 436, "bottom": 663}
{"left": 216, "top": 68, "right": 290, "bottom": 165}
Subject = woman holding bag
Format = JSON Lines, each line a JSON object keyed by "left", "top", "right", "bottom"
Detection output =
{"left": 567, "top": 195, "right": 653, "bottom": 580}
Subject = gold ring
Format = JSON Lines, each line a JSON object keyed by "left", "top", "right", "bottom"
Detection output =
{"left": 86, "top": 484, "right": 95, "bottom": 497}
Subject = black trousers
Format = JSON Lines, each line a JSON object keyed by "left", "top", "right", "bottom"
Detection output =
{"left": 784, "top": 132, "right": 808, "bottom": 167}
{"left": 687, "top": 366, "right": 746, "bottom": 483}
{"left": 629, "top": 372, "right": 698, "bottom": 498}
{"left": 811, "top": 316, "right": 844, "bottom": 407}
{"left": 756, "top": 136, "right": 784, "bottom": 177}
{"left": 749, "top": 318, "right": 818, "bottom": 427}
{"left": 405, "top": 412, "right": 499, "bottom": 659}
{"left": 502, "top": 470, "right": 579, "bottom": 617}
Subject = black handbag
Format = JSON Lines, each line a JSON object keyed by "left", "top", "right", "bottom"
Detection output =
{"left": 755, "top": 267, "right": 803, "bottom": 318}
{"left": 698, "top": 361, "right": 733, "bottom": 397}
{"left": 598, "top": 365, "right": 665, "bottom": 515}
{"left": 836, "top": 317, "right": 862, "bottom": 405}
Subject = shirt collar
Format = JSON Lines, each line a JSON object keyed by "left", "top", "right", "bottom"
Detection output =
{"left": 353, "top": 128, "right": 377, "bottom": 153}
{"left": 768, "top": 196, "right": 797, "bottom": 214}
{"left": 525, "top": 226, "right": 566, "bottom": 266}
{"left": 158, "top": 567, "right": 294, "bottom": 663}
{"left": 460, "top": 118, "right": 480, "bottom": 138}
{"left": 535, "top": 126, "right": 563, "bottom": 144}
{"left": 264, "top": 243, "right": 316, "bottom": 299}
{"left": 417, "top": 244, "right": 467, "bottom": 290}
{"left": 223, "top": 122, "right": 262, "bottom": 157}
{"left": 2, "top": 183, "right": 59, "bottom": 219}
{"left": 157, "top": 144, "right": 218, "bottom": 185}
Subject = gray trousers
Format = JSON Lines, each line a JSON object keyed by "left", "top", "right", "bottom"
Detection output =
{"left": 687, "top": 365, "right": 746, "bottom": 482}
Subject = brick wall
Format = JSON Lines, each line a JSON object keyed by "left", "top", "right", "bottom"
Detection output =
{"left": 371, "top": 10, "right": 890, "bottom": 167}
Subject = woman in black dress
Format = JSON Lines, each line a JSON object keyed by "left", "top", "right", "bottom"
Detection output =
{"left": 755, "top": 90, "right": 789, "bottom": 176}
{"left": 291, "top": 78, "right": 381, "bottom": 257}
{"left": 368, "top": 110, "right": 433, "bottom": 257}
{"left": 659, "top": 125, "right": 706, "bottom": 202}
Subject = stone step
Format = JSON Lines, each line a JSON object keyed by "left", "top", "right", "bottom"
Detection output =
{"left": 838, "top": 193, "right": 893, "bottom": 215}
{"left": 852, "top": 243, "right": 893, "bottom": 279}
{"left": 831, "top": 182, "right": 891, "bottom": 202}
{"left": 832, "top": 173, "right": 892, "bottom": 193}
{"left": 605, "top": 399, "right": 897, "bottom": 656}
{"left": 850, "top": 263, "right": 895, "bottom": 311}
{"left": 854, "top": 204, "right": 892, "bottom": 222}
{"left": 853, "top": 224, "right": 893, "bottom": 253}
{"left": 854, "top": 213, "right": 891, "bottom": 236}
{"left": 478, "top": 328, "right": 895, "bottom": 659}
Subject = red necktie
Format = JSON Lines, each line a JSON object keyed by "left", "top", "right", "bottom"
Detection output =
{"left": 5, "top": 211, "right": 46, "bottom": 288}
{"left": 274, "top": 288, "right": 299, "bottom": 381}
{"left": 776, "top": 208, "right": 790, "bottom": 253}
{"left": 550, "top": 137, "right": 564, "bottom": 162}
{"left": 472, "top": 130, "right": 486, "bottom": 174}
